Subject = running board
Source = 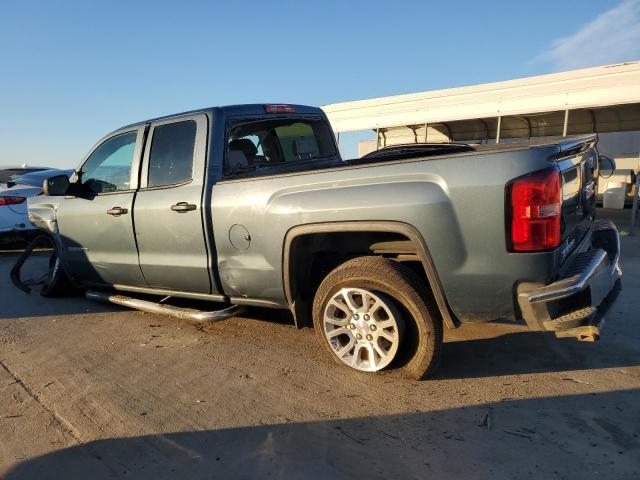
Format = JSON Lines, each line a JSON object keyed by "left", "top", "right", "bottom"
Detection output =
{"left": 86, "top": 290, "right": 245, "bottom": 323}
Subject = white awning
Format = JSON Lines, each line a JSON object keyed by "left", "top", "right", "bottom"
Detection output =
{"left": 322, "top": 62, "right": 640, "bottom": 140}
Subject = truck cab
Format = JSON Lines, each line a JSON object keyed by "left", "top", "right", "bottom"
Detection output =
{"left": 31, "top": 105, "right": 338, "bottom": 298}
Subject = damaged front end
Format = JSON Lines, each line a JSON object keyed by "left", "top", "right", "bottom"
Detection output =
{"left": 10, "top": 199, "right": 66, "bottom": 293}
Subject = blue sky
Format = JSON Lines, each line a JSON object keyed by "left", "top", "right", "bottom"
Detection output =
{"left": 1, "top": 0, "right": 639, "bottom": 167}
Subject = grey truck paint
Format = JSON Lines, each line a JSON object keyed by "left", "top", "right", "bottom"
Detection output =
{"left": 28, "top": 104, "right": 603, "bottom": 326}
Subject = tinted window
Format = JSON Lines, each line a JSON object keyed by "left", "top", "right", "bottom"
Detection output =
{"left": 81, "top": 132, "right": 136, "bottom": 193}
{"left": 226, "top": 118, "right": 337, "bottom": 173}
{"left": 148, "top": 121, "right": 196, "bottom": 187}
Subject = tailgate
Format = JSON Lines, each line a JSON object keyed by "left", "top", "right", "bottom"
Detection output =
{"left": 554, "top": 135, "right": 599, "bottom": 263}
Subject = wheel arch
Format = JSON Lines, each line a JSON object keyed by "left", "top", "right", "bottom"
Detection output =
{"left": 282, "top": 221, "right": 458, "bottom": 330}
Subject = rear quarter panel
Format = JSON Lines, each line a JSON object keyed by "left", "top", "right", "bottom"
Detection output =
{"left": 211, "top": 145, "right": 560, "bottom": 323}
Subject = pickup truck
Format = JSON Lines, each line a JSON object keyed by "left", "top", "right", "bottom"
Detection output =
{"left": 27, "top": 104, "right": 622, "bottom": 379}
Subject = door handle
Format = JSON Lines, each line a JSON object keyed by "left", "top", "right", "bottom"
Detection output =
{"left": 107, "top": 206, "right": 128, "bottom": 216}
{"left": 171, "top": 202, "right": 197, "bottom": 212}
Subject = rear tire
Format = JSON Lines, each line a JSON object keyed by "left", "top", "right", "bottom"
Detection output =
{"left": 40, "top": 250, "right": 78, "bottom": 297}
{"left": 312, "top": 256, "right": 443, "bottom": 380}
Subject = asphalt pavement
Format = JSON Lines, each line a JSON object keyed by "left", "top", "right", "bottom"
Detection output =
{"left": 1, "top": 210, "right": 639, "bottom": 479}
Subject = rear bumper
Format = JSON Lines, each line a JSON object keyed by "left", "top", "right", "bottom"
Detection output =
{"left": 517, "top": 219, "right": 622, "bottom": 341}
{"left": 0, "top": 208, "right": 36, "bottom": 233}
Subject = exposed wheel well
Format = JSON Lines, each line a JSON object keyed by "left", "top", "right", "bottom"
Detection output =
{"left": 285, "top": 226, "right": 456, "bottom": 329}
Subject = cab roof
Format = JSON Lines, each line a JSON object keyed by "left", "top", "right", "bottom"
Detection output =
{"left": 119, "top": 104, "right": 326, "bottom": 131}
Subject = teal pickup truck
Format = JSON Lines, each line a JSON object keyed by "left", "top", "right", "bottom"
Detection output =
{"left": 27, "top": 104, "right": 622, "bottom": 379}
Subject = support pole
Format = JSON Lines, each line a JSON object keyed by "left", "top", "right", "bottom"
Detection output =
{"left": 631, "top": 156, "right": 640, "bottom": 235}
{"left": 424, "top": 123, "right": 428, "bottom": 143}
{"left": 410, "top": 126, "right": 418, "bottom": 143}
{"left": 375, "top": 127, "right": 380, "bottom": 150}
{"left": 524, "top": 116, "right": 532, "bottom": 139}
{"left": 562, "top": 109, "right": 569, "bottom": 137}
{"left": 496, "top": 116, "right": 502, "bottom": 144}
{"left": 336, "top": 131, "right": 340, "bottom": 145}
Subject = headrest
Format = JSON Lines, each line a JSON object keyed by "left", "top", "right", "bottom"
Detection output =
{"left": 229, "top": 138, "right": 258, "bottom": 157}
{"left": 227, "top": 150, "right": 249, "bottom": 170}
{"left": 292, "top": 136, "right": 316, "bottom": 157}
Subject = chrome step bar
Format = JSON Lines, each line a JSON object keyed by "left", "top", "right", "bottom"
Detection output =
{"left": 86, "top": 291, "right": 245, "bottom": 323}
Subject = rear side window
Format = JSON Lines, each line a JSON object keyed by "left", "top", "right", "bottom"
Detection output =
{"left": 226, "top": 118, "right": 337, "bottom": 173}
{"left": 148, "top": 120, "right": 196, "bottom": 187}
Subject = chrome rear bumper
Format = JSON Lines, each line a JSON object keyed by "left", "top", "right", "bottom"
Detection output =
{"left": 517, "top": 219, "right": 622, "bottom": 341}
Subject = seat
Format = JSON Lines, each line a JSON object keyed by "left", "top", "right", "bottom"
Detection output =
{"left": 292, "top": 136, "right": 316, "bottom": 159}
{"left": 227, "top": 150, "right": 249, "bottom": 170}
{"left": 229, "top": 139, "right": 258, "bottom": 159}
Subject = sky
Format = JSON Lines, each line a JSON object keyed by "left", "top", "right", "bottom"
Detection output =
{"left": 1, "top": 0, "right": 639, "bottom": 167}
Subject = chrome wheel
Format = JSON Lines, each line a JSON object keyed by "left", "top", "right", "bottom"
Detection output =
{"left": 322, "top": 287, "right": 403, "bottom": 372}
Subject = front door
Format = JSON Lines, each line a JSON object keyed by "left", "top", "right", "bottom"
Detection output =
{"left": 55, "top": 128, "right": 147, "bottom": 287}
{"left": 133, "top": 114, "right": 212, "bottom": 293}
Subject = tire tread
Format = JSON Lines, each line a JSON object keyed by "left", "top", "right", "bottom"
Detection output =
{"left": 312, "top": 256, "right": 443, "bottom": 379}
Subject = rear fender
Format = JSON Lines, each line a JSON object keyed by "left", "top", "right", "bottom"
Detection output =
{"left": 283, "top": 221, "right": 458, "bottom": 329}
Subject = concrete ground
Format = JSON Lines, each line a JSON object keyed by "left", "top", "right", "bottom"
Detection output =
{"left": 1, "top": 210, "right": 639, "bottom": 479}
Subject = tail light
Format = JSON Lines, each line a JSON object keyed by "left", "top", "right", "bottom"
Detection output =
{"left": 264, "top": 104, "right": 295, "bottom": 113}
{"left": 0, "top": 195, "right": 26, "bottom": 206}
{"left": 508, "top": 168, "right": 561, "bottom": 252}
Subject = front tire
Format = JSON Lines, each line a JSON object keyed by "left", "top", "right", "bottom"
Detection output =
{"left": 312, "top": 256, "right": 443, "bottom": 380}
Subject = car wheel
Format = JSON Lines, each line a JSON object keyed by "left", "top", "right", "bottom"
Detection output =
{"left": 312, "top": 256, "right": 443, "bottom": 379}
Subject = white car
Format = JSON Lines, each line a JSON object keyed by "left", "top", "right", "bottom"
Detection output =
{"left": 0, "top": 168, "right": 73, "bottom": 237}
{"left": 0, "top": 165, "right": 49, "bottom": 187}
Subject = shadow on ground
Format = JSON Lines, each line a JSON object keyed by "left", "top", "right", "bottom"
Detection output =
{"left": 4, "top": 389, "right": 639, "bottom": 480}
{"left": 438, "top": 330, "right": 639, "bottom": 379}
{"left": 0, "top": 252, "right": 123, "bottom": 319}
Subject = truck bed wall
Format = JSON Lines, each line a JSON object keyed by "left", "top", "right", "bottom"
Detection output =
{"left": 210, "top": 145, "right": 561, "bottom": 323}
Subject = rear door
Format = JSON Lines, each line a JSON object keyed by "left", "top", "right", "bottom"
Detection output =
{"left": 55, "top": 128, "right": 147, "bottom": 286}
{"left": 133, "top": 113, "right": 213, "bottom": 293}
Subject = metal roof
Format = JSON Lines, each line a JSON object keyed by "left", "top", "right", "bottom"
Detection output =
{"left": 322, "top": 62, "right": 640, "bottom": 133}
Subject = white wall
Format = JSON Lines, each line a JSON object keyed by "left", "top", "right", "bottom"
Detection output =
{"left": 597, "top": 131, "right": 640, "bottom": 158}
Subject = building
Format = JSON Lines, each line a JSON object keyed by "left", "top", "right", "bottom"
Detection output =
{"left": 322, "top": 61, "right": 640, "bottom": 215}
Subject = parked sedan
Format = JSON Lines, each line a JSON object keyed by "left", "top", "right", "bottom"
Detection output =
{"left": 0, "top": 169, "right": 73, "bottom": 238}
{"left": 0, "top": 165, "right": 49, "bottom": 187}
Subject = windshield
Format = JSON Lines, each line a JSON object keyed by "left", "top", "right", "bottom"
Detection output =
{"left": 226, "top": 117, "right": 337, "bottom": 173}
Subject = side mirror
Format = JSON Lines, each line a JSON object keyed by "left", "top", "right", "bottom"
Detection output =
{"left": 43, "top": 175, "right": 70, "bottom": 196}
{"left": 599, "top": 155, "right": 616, "bottom": 179}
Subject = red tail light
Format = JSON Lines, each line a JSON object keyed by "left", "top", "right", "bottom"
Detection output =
{"left": 264, "top": 104, "right": 295, "bottom": 113}
{"left": 0, "top": 195, "right": 26, "bottom": 206}
{"left": 508, "top": 168, "right": 561, "bottom": 252}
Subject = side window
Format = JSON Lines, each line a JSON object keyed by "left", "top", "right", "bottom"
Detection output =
{"left": 147, "top": 120, "right": 197, "bottom": 187}
{"left": 81, "top": 132, "right": 136, "bottom": 194}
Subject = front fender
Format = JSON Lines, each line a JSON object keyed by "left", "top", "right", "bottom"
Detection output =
{"left": 27, "top": 196, "right": 67, "bottom": 262}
